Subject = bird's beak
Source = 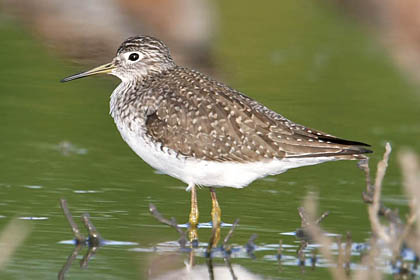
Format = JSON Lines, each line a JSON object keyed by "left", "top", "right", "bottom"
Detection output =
{"left": 60, "top": 61, "right": 116, "bottom": 82}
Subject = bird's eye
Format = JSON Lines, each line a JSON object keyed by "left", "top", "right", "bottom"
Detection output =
{"left": 128, "top": 53, "right": 140, "bottom": 61}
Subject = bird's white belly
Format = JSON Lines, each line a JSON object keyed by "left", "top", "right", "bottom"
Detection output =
{"left": 115, "top": 122, "right": 336, "bottom": 189}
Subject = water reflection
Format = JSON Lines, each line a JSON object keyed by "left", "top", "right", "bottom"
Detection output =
{"left": 53, "top": 197, "right": 419, "bottom": 279}
{"left": 57, "top": 199, "right": 138, "bottom": 279}
{"left": 55, "top": 197, "right": 419, "bottom": 279}
{"left": 150, "top": 262, "right": 261, "bottom": 280}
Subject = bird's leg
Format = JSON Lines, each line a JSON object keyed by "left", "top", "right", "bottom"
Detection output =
{"left": 188, "top": 183, "right": 199, "bottom": 242}
{"left": 209, "top": 187, "right": 221, "bottom": 248}
{"left": 210, "top": 188, "right": 221, "bottom": 226}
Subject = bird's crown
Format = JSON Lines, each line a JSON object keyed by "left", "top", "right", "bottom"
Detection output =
{"left": 117, "top": 36, "right": 173, "bottom": 64}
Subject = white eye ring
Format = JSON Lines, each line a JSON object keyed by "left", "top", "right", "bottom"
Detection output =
{"left": 124, "top": 52, "right": 143, "bottom": 63}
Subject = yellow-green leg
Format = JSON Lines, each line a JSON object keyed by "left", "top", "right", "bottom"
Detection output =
{"left": 209, "top": 187, "right": 221, "bottom": 248}
{"left": 188, "top": 183, "right": 199, "bottom": 242}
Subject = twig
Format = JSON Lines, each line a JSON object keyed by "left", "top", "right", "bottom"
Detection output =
{"left": 277, "top": 240, "right": 283, "bottom": 263}
{"left": 337, "top": 236, "right": 343, "bottom": 270}
{"left": 60, "top": 199, "right": 85, "bottom": 243}
{"left": 297, "top": 206, "right": 330, "bottom": 241}
{"left": 223, "top": 218, "right": 239, "bottom": 247}
{"left": 246, "top": 234, "right": 257, "bottom": 259}
{"left": 360, "top": 143, "right": 401, "bottom": 244}
{"left": 206, "top": 256, "right": 215, "bottom": 280}
{"left": 149, "top": 203, "right": 187, "bottom": 248}
{"left": 224, "top": 256, "right": 238, "bottom": 280}
{"left": 298, "top": 207, "right": 309, "bottom": 226}
{"left": 81, "top": 214, "right": 103, "bottom": 247}
{"left": 397, "top": 149, "right": 420, "bottom": 260}
{"left": 344, "top": 232, "right": 352, "bottom": 274}
{"left": 58, "top": 200, "right": 105, "bottom": 279}
{"left": 352, "top": 236, "right": 381, "bottom": 280}
{"left": 311, "top": 248, "right": 317, "bottom": 270}
{"left": 297, "top": 239, "right": 307, "bottom": 269}
{"left": 220, "top": 219, "right": 240, "bottom": 280}
{"left": 58, "top": 244, "right": 84, "bottom": 280}
{"left": 303, "top": 193, "right": 349, "bottom": 280}
{"left": 369, "top": 143, "right": 392, "bottom": 241}
{"left": 358, "top": 159, "right": 373, "bottom": 203}
{"left": 359, "top": 154, "right": 401, "bottom": 226}
{"left": 315, "top": 211, "right": 330, "bottom": 225}
{"left": 80, "top": 245, "right": 99, "bottom": 269}
{"left": 296, "top": 202, "right": 331, "bottom": 272}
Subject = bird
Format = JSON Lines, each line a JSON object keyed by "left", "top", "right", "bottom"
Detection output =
{"left": 61, "top": 35, "right": 371, "bottom": 241}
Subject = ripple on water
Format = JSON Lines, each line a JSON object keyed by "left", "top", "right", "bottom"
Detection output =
{"left": 58, "top": 239, "right": 138, "bottom": 246}
{"left": 177, "top": 222, "right": 233, "bottom": 228}
{"left": 73, "top": 190, "right": 101, "bottom": 194}
{"left": 23, "top": 185, "right": 43, "bottom": 189}
{"left": 19, "top": 217, "right": 49, "bottom": 220}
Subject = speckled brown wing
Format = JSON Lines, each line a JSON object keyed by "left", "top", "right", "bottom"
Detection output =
{"left": 144, "top": 68, "right": 371, "bottom": 162}
{"left": 145, "top": 89, "right": 280, "bottom": 162}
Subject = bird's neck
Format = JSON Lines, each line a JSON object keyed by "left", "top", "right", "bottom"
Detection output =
{"left": 109, "top": 80, "right": 133, "bottom": 120}
{"left": 109, "top": 67, "right": 173, "bottom": 121}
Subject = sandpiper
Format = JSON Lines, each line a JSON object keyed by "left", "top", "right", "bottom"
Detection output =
{"left": 61, "top": 36, "right": 371, "bottom": 238}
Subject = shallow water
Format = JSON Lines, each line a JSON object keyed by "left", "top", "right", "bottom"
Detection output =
{"left": 1, "top": 1, "right": 420, "bottom": 279}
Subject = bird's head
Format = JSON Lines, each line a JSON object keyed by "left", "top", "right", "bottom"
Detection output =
{"left": 61, "top": 36, "right": 175, "bottom": 83}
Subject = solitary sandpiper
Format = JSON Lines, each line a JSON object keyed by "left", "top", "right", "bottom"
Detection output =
{"left": 61, "top": 36, "right": 371, "bottom": 240}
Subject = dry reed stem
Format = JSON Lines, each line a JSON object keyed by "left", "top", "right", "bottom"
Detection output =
{"left": 352, "top": 237, "right": 382, "bottom": 280}
{"left": 398, "top": 150, "right": 420, "bottom": 232}
{"left": 0, "top": 219, "right": 31, "bottom": 270}
{"left": 303, "top": 193, "right": 349, "bottom": 280}
{"left": 300, "top": 143, "right": 420, "bottom": 279}
{"left": 344, "top": 232, "right": 352, "bottom": 274}
{"left": 368, "top": 142, "right": 392, "bottom": 244}
{"left": 398, "top": 149, "right": 420, "bottom": 257}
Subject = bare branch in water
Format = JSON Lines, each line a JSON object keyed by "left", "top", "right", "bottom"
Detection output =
{"left": 359, "top": 143, "right": 404, "bottom": 245}
{"left": 223, "top": 218, "right": 239, "bottom": 247}
{"left": 302, "top": 193, "right": 349, "bottom": 280}
{"left": 315, "top": 211, "right": 330, "bottom": 225}
{"left": 277, "top": 239, "right": 283, "bottom": 263}
{"left": 58, "top": 199, "right": 105, "bottom": 279}
{"left": 58, "top": 244, "right": 83, "bottom": 280}
{"left": 246, "top": 234, "right": 258, "bottom": 259}
{"left": 368, "top": 143, "right": 393, "bottom": 243}
{"left": 337, "top": 236, "right": 343, "bottom": 270}
{"left": 344, "top": 232, "right": 352, "bottom": 275}
{"left": 81, "top": 214, "right": 103, "bottom": 247}
{"left": 297, "top": 238, "right": 307, "bottom": 270}
{"left": 297, "top": 205, "right": 330, "bottom": 241}
{"left": 60, "top": 199, "right": 85, "bottom": 243}
{"left": 80, "top": 245, "right": 99, "bottom": 269}
{"left": 220, "top": 219, "right": 240, "bottom": 280}
{"left": 149, "top": 203, "right": 187, "bottom": 248}
{"left": 352, "top": 235, "right": 382, "bottom": 280}
{"left": 399, "top": 149, "right": 420, "bottom": 258}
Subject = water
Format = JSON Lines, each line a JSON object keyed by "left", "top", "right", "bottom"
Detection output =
{"left": 1, "top": 1, "right": 420, "bottom": 279}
